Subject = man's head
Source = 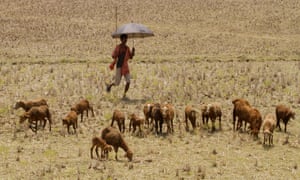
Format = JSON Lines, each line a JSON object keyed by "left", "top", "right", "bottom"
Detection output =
{"left": 120, "top": 34, "right": 128, "bottom": 43}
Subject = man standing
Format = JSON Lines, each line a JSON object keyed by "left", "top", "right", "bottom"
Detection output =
{"left": 106, "top": 34, "right": 135, "bottom": 98}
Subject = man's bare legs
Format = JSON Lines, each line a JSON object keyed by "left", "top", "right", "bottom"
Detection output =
{"left": 123, "top": 82, "right": 130, "bottom": 98}
{"left": 106, "top": 83, "right": 114, "bottom": 92}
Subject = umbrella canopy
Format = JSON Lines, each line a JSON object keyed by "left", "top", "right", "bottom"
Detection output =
{"left": 112, "top": 23, "right": 154, "bottom": 39}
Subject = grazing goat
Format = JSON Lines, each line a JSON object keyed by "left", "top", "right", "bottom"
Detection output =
{"left": 19, "top": 105, "right": 52, "bottom": 133}
{"left": 143, "top": 103, "right": 154, "bottom": 128}
{"left": 202, "top": 103, "right": 222, "bottom": 131}
{"left": 101, "top": 127, "right": 133, "bottom": 161}
{"left": 151, "top": 103, "right": 163, "bottom": 135}
{"left": 185, "top": 105, "right": 197, "bottom": 131}
{"left": 71, "top": 99, "right": 94, "bottom": 122}
{"left": 90, "top": 136, "right": 113, "bottom": 160}
{"left": 248, "top": 108, "right": 262, "bottom": 139}
{"left": 232, "top": 98, "right": 251, "bottom": 131}
{"left": 262, "top": 113, "right": 276, "bottom": 145}
{"left": 14, "top": 98, "right": 48, "bottom": 112}
{"left": 233, "top": 102, "right": 262, "bottom": 139}
{"left": 111, "top": 109, "right": 126, "bottom": 133}
{"left": 128, "top": 113, "right": 144, "bottom": 134}
{"left": 161, "top": 103, "right": 175, "bottom": 134}
{"left": 275, "top": 104, "right": 295, "bottom": 133}
{"left": 62, "top": 110, "right": 78, "bottom": 134}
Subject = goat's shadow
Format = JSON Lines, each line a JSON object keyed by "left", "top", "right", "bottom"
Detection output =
{"left": 263, "top": 144, "right": 275, "bottom": 150}
{"left": 120, "top": 97, "right": 147, "bottom": 105}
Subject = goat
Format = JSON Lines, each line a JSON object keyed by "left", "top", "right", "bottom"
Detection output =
{"left": 90, "top": 136, "right": 113, "bottom": 160}
{"left": 161, "top": 103, "right": 175, "bottom": 134}
{"left": 262, "top": 113, "right": 276, "bottom": 145}
{"left": 143, "top": 103, "right": 154, "bottom": 128}
{"left": 248, "top": 108, "right": 262, "bottom": 139}
{"left": 202, "top": 102, "right": 222, "bottom": 131}
{"left": 101, "top": 127, "right": 133, "bottom": 161}
{"left": 232, "top": 98, "right": 251, "bottom": 131}
{"left": 19, "top": 105, "right": 52, "bottom": 133}
{"left": 275, "top": 104, "right": 295, "bottom": 133}
{"left": 185, "top": 105, "right": 197, "bottom": 131}
{"left": 14, "top": 98, "right": 48, "bottom": 112}
{"left": 111, "top": 109, "right": 125, "bottom": 133}
{"left": 151, "top": 103, "right": 163, "bottom": 135}
{"left": 62, "top": 110, "right": 78, "bottom": 134}
{"left": 71, "top": 99, "right": 94, "bottom": 122}
{"left": 128, "top": 113, "right": 144, "bottom": 134}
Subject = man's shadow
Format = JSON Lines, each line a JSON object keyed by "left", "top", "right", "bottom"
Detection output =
{"left": 121, "top": 97, "right": 147, "bottom": 105}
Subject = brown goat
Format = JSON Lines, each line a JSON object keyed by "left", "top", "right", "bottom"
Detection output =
{"left": 275, "top": 104, "right": 295, "bottom": 133}
{"left": 14, "top": 98, "right": 48, "bottom": 112}
{"left": 232, "top": 98, "right": 262, "bottom": 138}
{"left": 19, "top": 105, "right": 52, "bottom": 133}
{"left": 101, "top": 127, "right": 133, "bottom": 161}
{"left": 201, "top": 103, "right": 222, "bottom": 131}
{"left": 233, "top": 104, "right": 262, "bottom": 139}
{"left": 90, "top": 136, "right": 113, "bottom": 160}
{"left": 71, "top": 99, "right": 94, "bottom": 122}
{"left": 19, "top": 113, "right": 43, "bottom": 131}
{"left": 151, "top": 103, "right": 163, "bottom": 135}
{"left": 248, "top": 108, "right": 262, "bottom": 139}
{"left": 111, "top": 109, "right": 126, "bottom": 133}
{"left": 62, "top": 110, "right": 78, "bottom": 134}
{"left": 128, "top": 113, "right": 144, "bottom": 134}
{"left": 232, "top": 98, "right": 251, "bottom": 131}
{"left": 262, "top": 113, "right": 276, "bottom": 145}
{"left": 185, "top": 105, "right": 197, "bottom": 131}
{"left": 161, "top": 103, "right": 175, "bottom": 134}
{"left": 143, "top": 103, "right": 154, "bottom": 128}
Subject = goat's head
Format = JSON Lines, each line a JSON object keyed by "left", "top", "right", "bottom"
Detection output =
{"left": 288, "top": 110, "right": 295, "bottom": 120}
{"left": 263, "top": 129, "right": 272, "bottom": 140}
{"left": 264, "top": 129, "right": 271, "bottom": 135}
{"left": 19, "top": 113, "right": 29, "bottom": 124}
{"left": 161, "top": 106, "right": 169, "bottom": 119}
{"left": 70, "top": 107, "right": 79, "bottom": 114}
{"left": 151, "top": 104, "right": 161, "bottom": 117}
{"left": 147, "top": 103, "right": 153, "bottom": 113}
{"left": 62, "top": 118, "right": 68, "bottom": 125}
{"left": 125, "top": 150, "right": 133, "bottom": 161}
{"left": 128, "top": 113, "right": 136, "bottom": 120}
{"left": 104, "top": 145, "right": 113, "bottom": 153}
{"left": 14, "top": 101, "right": 24, "bottom": 109}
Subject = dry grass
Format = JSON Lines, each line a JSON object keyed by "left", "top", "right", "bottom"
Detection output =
{"left": 0, "top": 61, "right": 300, "bottom": 179}
{"left": 0, "top": 0, "right": 299, "bottom": 63}
{"left": 0, "top": 0, "right": 300, "bottom": 179}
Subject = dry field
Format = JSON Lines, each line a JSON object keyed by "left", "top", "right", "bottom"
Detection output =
{"left": 0, "top": 0, "right": 300, "bottom": 180}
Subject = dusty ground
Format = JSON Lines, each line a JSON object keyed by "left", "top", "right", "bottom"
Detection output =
{"left": 0, "top": 61, "right": 300, "bottom": 179}
{"left": 0, "top": 0, "right": 300, "bottom": 179}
